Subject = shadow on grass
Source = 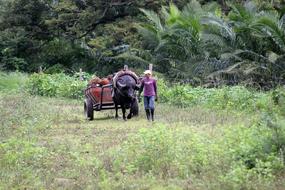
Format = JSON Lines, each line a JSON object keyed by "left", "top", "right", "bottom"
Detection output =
{"left": 91, "top": 116, "right": 115, "bottom": 121}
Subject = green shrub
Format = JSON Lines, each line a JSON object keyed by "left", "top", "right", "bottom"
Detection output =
{"left": 0, "top": 57, "right": 28, "bottom": 71}
{"left": 272, "top": 87, "right": 285, "bottom": 116}
{"left": 24, "top": 72, "right": 276, "bottom": 113}
{"left": 45, "top": 64, "right": 66, "bottom": 74}
{"left": 157, "top": 80, "right": 274, "bottom": 112}
{"left": 25, "top": 73, "right": 87, "bottom": 99}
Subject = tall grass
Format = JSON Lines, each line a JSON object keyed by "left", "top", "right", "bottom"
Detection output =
{"left": 0, "top": 71, "right": 28, "bottom": 92}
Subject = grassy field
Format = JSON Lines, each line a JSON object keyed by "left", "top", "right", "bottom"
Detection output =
{"left": 1, "top": 72, "right": 285, "bottom": 189}
{"left": 0, "top": 93, "right": 284, "bottom": 189}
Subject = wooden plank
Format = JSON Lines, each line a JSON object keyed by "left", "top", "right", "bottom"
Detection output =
{"left": 149, "top": 64, "right": 153, "bottom": 72}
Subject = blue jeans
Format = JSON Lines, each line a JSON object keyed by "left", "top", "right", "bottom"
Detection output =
{"left": 144, "top": 96, "right": 155, "bottom": 110}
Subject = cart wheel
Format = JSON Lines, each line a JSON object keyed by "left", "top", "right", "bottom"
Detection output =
{"left": 84, "top": 98, "right": 94, "bottom": 120}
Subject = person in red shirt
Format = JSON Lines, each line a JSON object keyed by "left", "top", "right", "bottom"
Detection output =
{"left": 138, "top": 70, "right": 158, "bottom": 121}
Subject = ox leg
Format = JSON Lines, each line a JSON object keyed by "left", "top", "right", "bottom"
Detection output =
{"left": 127, "top": 98, "right": 139, "bottom": 119}
{"left": 115, "top": 103, "right": 119, "bottom": 119}
{"left": 127, "top": 102, "right": 132, "bottom": 119}
{"left": 122, "top": 105, "right": 126, "bottom": 121}
{"left": 127, "top": 111, "right": 132, "bottom": 119}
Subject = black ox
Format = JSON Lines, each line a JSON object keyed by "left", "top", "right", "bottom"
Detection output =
{"left": 112, "top": 74, "right": 139, "bottom": 120}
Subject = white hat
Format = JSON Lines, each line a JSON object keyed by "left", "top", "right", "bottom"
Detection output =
{"left": 143, "top": 70, "right": 152, "bottom": 75}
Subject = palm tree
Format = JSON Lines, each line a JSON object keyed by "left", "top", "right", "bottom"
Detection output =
{"left": 137, "top": 8, "right": 164, "bottom": 50}
{"left": 206, "top": 1, "right": 285, "bottom": 88}
{"left": 255, "top": 13, "right": 285, "bottom": 53}
{"left": 138, "top": 0, "right": 213, "bottom": 80}
{"left": 136, "top": 0, "right": 285, "bottom": 87}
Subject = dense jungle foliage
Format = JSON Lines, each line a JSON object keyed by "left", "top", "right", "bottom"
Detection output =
{"left": 1, "top": 0, "right": 285, "bottom": 88}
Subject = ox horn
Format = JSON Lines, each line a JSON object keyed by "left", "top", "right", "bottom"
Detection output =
{"left": 117, "top": 81, "right": 126, "bottom": 87}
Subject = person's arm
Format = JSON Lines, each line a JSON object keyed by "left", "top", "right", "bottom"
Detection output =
{"left": 138, "top": 80, "right": 144, "bottom": 102}
{"left": 153, "top": 79, "right": 158, "bottom": 101}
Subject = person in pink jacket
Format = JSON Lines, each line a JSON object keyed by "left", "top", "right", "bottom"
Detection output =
{"left": 138, "top": 70, "right": 158, "bottom": 121}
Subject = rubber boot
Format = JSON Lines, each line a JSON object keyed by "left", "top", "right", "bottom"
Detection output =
{"left": 150, "top": 109, "right": 154, "bottom": 121}
{"left": 145, "top": 109, "right": 150, "bottom": 121}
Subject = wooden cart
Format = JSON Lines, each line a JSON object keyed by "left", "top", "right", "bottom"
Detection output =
{"left": 84, "top": 83, "right": 118, "bottom": 120}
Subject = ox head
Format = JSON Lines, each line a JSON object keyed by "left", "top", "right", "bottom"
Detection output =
{"left": 116, "top": 75, "right": 137, "bottom": 100}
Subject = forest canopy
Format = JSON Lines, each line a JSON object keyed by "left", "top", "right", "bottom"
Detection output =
{"left": 0, "top": 0, "right": 285, "bottom": 88}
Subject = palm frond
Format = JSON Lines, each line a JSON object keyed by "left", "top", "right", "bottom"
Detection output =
{"left": 136, "top": 24, "right": 160, "bottom": 49}
{"left": 202, "top": 1, "right": 220, "bottom": 13}
{"left": 168, "top": 3, "right": 180, "bottom": 22}
{"left": 256, "top": 16, "right": 285, "bottom": 51}
{"left": 220, "top": 51, "right": 242, "bottom": 62}
{"left": 235, "top": 49, "right": 272, "bottom": 63}
{"left": 225, "top": 62, "right": 243, "bottom": 73}
{"left": 280, "top": 14, "right": 285, "bottom": 30}
{"left": 243, "top": 1, "right": 258, "bottom": 13}
{"left": 139, "top": 8, "right": 164, "bottom": 32}
{"left": 114, "top": 52, "right": 151, "bottom": 66}
{"left": 201, "top": 14, "right": 236, "bottom": 44}
{"left": 201, "top": 33, "right": 227, "bottom": 49}
{"left": 228, "top": 3, "right": 247, "bottom": 21}
{"left": 182, "top": 0, "right": 203, "bottom": 17}
{"left": 161, "top": 6, "right": 170, "bottom": 22}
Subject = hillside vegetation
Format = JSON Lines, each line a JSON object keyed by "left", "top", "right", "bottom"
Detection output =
{"left": 0, "top": 0, "right": 285, "bottom": 88}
